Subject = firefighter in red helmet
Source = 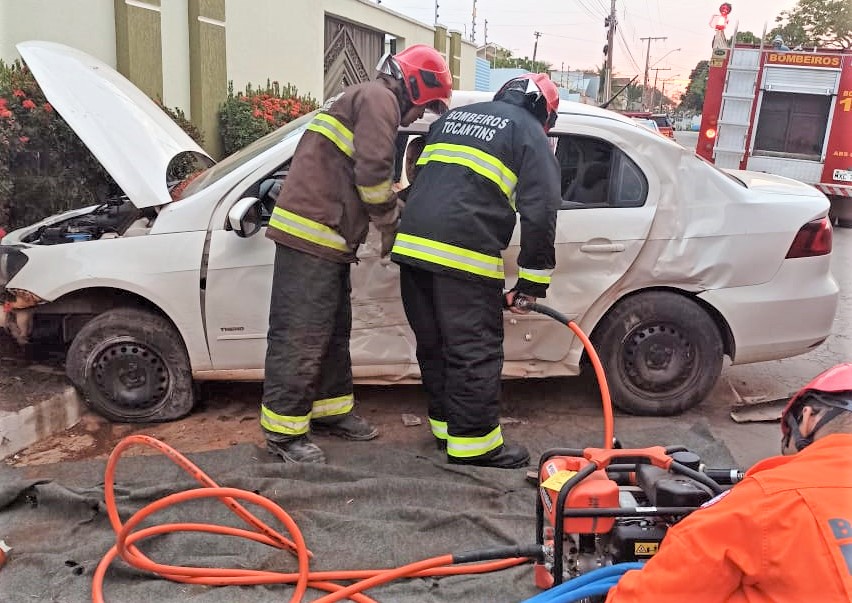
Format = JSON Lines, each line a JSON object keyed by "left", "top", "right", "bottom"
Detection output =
{"left": 606, "top": 364, "right": 852, "bottom": 602}
{"left": 261, "top": 45, "right": 452, "bottom": 464}
{"left": 391, "top": 74, "right": 562, "bottom": 468}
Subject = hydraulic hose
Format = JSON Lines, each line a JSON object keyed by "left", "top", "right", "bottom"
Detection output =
{"left": 514, "top": 297, "right": 614, "bottom": 450}
{"left": 519, "top": 562, "right": 644, "bottom": 603}
{"left": 92, "top": 434, "right": 537, "bottom": 603}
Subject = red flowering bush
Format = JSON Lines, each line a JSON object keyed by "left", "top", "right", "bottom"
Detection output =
{"left": 219, "top": 80, "right": 318, "bottom": 156}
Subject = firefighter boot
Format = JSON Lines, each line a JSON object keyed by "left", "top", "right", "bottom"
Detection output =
{"left": 312, "top": 413, "right": 379, "bottom": 441}
{"left": 266, "top": 436, "right": 327, "bottom": 464}
{"left": 448, "top": 442, "right": 530, "bottom": 469}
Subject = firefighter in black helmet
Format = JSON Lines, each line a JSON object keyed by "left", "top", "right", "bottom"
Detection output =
{"left": 391, "top": 74, "right": 562, "bottom": 469}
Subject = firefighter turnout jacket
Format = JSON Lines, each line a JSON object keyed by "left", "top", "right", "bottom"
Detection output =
{"left": 266, "top": 78, "right": 401, "bottom": 263}
{"left": 391, "top": 95, "right": 561, "bottom": 297}
{"left": 605, "top": 434, "right": 852, "bottom": 603}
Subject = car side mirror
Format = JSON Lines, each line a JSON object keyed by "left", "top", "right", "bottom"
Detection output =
{"left": 228, "top": 197, "right": 264, "bottom": 238}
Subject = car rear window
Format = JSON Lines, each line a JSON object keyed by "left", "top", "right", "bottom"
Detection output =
{"left": 651, "top": 115, "right": 672, "bottom": 128}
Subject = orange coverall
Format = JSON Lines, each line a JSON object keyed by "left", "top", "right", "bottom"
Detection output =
{"left": 605, "top": 434, "right": 852, "bottom": 603}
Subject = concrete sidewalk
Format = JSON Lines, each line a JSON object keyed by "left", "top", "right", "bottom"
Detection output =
{"left": 0, "top": 342, "right": 84, "bottom": 461}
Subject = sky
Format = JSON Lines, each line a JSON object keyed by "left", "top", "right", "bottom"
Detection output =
{"left": 374, "top": 0, "right": 800, "bottom": 97}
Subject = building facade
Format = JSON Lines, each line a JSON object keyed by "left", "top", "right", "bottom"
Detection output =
{"left": 1, "top": 0, "right": 477, "bottom": 156}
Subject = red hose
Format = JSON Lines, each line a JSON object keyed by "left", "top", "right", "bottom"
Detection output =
{"left": 92, "top": 435, "right": 531, "bottom": 602}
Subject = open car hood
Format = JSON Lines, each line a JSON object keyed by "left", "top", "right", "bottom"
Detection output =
{"left": 16, "top": 41, "right": 213, "bottom": 209}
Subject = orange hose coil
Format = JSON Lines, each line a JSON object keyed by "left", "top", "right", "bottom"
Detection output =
{"left": 93, "top": 435, "right": 529, "bottom": 603}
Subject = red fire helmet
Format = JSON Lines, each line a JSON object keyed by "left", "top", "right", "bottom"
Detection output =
{"left": 781, "top": 363, "right": 852, "bottom": 450}
{"left": 494, "top": 73, "right": 560, "bottom": 132}
{"left": 377, "top": 45, "right": 453, "bottom": 115}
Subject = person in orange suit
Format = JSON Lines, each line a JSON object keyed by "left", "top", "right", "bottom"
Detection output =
{"left": 606, "top": 363, "right": 852, "bottom": 603}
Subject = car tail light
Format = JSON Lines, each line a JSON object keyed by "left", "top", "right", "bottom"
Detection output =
{"left": 705, "top": 128, "right": 717, "bottom": 139}
{"left": 786, "top": 217, "right": 832, "bottom": 259}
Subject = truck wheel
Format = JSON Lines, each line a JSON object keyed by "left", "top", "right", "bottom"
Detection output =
{"left": 66, "top": 308, "right": 194, "bottom": 422}
{"left": 591, "top": 291, "right": 723, "bottom": 416}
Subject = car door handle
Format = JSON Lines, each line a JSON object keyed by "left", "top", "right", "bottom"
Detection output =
{"left": 580, "top": 243, "right": 625, "bottom": 253}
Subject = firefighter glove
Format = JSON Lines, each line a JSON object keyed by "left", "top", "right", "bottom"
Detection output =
{"left": 380, "top": 226, "right": 397, "bottom": 258}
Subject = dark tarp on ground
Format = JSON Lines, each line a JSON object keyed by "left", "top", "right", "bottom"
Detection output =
{"left": 0, "top": 421, "right": 736, "bottom": 603}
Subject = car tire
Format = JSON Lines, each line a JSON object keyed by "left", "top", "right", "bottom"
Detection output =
{"left": 66, "top": 308, "right": 194, "bottom": 422}
{"left": 592, "top": 291, "right": 723, "bottom": 416}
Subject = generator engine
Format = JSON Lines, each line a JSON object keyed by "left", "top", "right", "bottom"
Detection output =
{"left": 534, "top": 446, "right": 731, "bottom": 589}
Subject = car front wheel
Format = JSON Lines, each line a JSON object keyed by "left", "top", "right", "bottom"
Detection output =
{"left": 66, "top": 308, "right": 194, "bottom": 422}
{"left": 592, "top": 291, "right": 723, "bottom": 416}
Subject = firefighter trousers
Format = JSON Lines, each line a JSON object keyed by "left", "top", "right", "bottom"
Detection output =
{"left": 261, "top": 244, "right": 354, "bottom": 442}
{"left": 399, "top": 265, "right": 506, "bottom": 459}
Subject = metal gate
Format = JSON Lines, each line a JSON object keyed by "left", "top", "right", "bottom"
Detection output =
{"left": 324, "top": 17, "right": 385, "bottom": 100}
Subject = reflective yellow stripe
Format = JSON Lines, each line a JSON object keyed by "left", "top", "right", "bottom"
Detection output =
{"left": 307, "top": 113, "right": 354, "bottom": 158}
{"left": 269, "top": 206, "right": 349, "bottom": 252}
{"left": 429, "top": 418, "right": 448, "bottom": 440}
{"left": 260, "top": 404, "right": 310, "bottom": 436}
{"left": 312, "top": 393, "right": 354, "bottom": 419}
{"left": 357, "top": 179, "right": 393, "bottom": 205}
{"left": 391, "top": 233, "right": 504, "bottom": 280}
{"left": 518, "top": 267, "right": 554, "bottom": 285}
{"left": 446, "top": 426, "right": 504, "bottom": 458}
{"left": 417, "top": 142, "right": 518, "bottom": 208}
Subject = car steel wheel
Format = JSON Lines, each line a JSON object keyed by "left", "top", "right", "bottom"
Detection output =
{"left": 592, "top": 291, "right": 724, "bottom": 416}
{"left": 66, "top": 307, "right": 195, "bottom": 423}
{"left": 90, "top": 337, "right": 170, "bottom": 419}
{"left": 621, "top": 322, "right": 698, "bottom": 399}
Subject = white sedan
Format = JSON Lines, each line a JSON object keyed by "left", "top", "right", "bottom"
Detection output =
{"left": 0, "top": 42, "right": 839, "bottom": 421}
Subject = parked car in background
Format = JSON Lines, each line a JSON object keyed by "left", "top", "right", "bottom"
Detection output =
{"left": 650, "top": 113, "right": 675, "bottom": 138}
{"left": 631, "top": 117, "right": 662, "bottom": 135}
{"left": 0, "top": 42, "right": 839, "bottom": 422}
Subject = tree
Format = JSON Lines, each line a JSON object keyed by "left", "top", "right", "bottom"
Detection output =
{"left": 678, "top": 60, "right": 709, "bottom": 112}
{"left": 769, "top": 0, "right": 852, "bottom": 49}
{"left": 728, "top": 30, "right": 761, "bottom": 45}
{"left": 492, "top": 47, "right": 552, "bottom": 74}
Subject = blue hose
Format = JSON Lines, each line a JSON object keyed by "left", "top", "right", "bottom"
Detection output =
{"left": 520, "top": 562, "right": 644, "bottom": 603}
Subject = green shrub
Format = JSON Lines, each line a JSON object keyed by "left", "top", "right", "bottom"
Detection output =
{"left": 219, "top": 80, "right": 318, "bottom": 156}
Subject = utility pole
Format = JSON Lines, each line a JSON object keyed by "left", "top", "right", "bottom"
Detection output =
{"left": 471, "top": 0, "right": 477, "bottom": 44}
{"left": 651, "top": 67, "right": 670, "bottom": 112}
{"left": 604, "top": 0, "right": 616, "bottom": 103}
{"left": 659, "top": 78, "right": 669, "bottom": 112}
{"left": 640, "top": 36, "right": 667, "bottom": 110}
{"left": 434, "top": 0, "right": 439, "bottom": 25}
{"left": 532, "top": 31, "right": 541, "bottom": 72}
{"left": 484, "top": 19, "right": 488, "bottom": 45}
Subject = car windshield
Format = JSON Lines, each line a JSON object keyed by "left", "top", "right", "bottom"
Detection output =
{"left": 179, "top": 111, "right": 316, "bottom": 198}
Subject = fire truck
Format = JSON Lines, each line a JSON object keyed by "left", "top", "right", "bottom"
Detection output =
{"left": 697, "top": 42, "right": 852, "bottom": 225}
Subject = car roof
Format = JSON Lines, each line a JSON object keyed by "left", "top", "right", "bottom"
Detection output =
{"left": 405, "top": 89, "right": 638, "bottom": 134}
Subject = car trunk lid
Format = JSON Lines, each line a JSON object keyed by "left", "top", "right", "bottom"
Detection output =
{"left": 16, "top": 41, "right": 213, "bottom": 209}
{"left": 726, "top": 170, "right": 827, "bottom": 199}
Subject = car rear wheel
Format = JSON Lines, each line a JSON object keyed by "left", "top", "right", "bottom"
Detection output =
{"left": 66, "top": 308, "right": 194, "bottom": 422}
{"left": 592, "top": 291, "right": 723, "bottom": 416}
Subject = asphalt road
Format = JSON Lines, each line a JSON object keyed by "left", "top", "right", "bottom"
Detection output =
{"left": 674, "top": 130, "right": 699, "bottom": 152}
